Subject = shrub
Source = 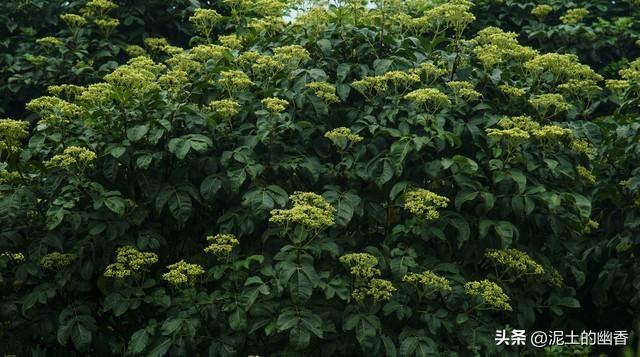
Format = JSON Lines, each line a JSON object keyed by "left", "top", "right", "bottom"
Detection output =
{"left": 0, "top": 0, "right": 637, "bottom": 356}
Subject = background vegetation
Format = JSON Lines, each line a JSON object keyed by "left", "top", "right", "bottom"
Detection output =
{"left": 1, "top": 0, "right": 639, "bottom": 356}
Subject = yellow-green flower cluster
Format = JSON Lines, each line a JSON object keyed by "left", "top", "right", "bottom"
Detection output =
{"left": 545, "top": 266, "right": 564, "bottom": 287}
{"left": 79, "top": 83, "right": 113, "bottom": 106}
{"left": 218, "top": 34, "right": 243, "bottom": 49}
{"left": 48, "top": 84, "right": 84, "bottom": 100}
{"left": 252, "top": 55, "right": 285, "bottom": 76}
{"left": 248, "top": 16, "right": 285, "bottom": 35}
{"left": 447, "top": 81, "right": 481, "bottom": 101}
{"left": 404, "top": 88, "right": 451, "bottom": 112}
{"left": 471, "top": 27, "right": 538, "bottom": 68}
{"left": 218, "top": 70, "right": 254, "bottom": 94}
{"left": 162, "top": 260, "right": 205, "bottom": 287}
{"left": 261, "top": 97, "right": 289, "bottom": 113}
{"left": 560, "top": 8, "right": 588, "bottom": 25}
{"left": 499, "top": 84, "right": 526, "bottom": 97}
{"left": 383, "top": 71, "right": 421, "bottom": 89}
{"left": 305, "top": 82, "right": 340, "bottom": 103}
{"left": 531, "top": 125, "right": 573, "bottom": 141}
{"left": 104, "top": 64, "right": 159, "bottom": 93}
{"left": 40, "top": 252, "right": 76, "bottom": 270}
{"left": 189, "top": 44, "right": 230, "bottom": 63}
{"left": 104, "top": 246, "right": 158, "bottom": 279}
{"left": 413, "top": 62, "right": 446, "bottom": 83}
{"left": 253, "top": 0, "right": 287, "bottom": 17}
{"left": 125, "top": 45, "right": 147, "bottom": 58}
{"left": 84, "top": 0, "right": 118, "bottom": 14}
{"left": 0, "top": 119, "right": 29, "bottom": 153}
{"left": 557, "top": 79, "right": 602, "bottom": 99}
{"left": 404, "top": 188, "right": 449, "bottom": 220}
{"left": 352, "top": 76, "right": 390, "bottom": 96}
{"left": 273, "top": 45, "right": 311, "bottom": 68}
{"left": 570, "top": 138, "right": 597, "bottom": 158}
{"left": 294, "top": 7, "right": 333, "bottom": 32}
{"left": 95, "top": 18, "right": 120, "bottom": 34}
{"left": 324, "top": 127, "right": 363, "bottom": 145}
{"left": 340, "top": 253, "right": 381, "bottom": 280}
{"left": 486, "top": 127, "right": 530, "bottom": 143}
{"left": 60, "top": 13, "right": 87, "bottom": 28}
{"left": 577, "top": 165, "right": 596, "bottom": 184}
{"left": 464, "top": 279, "right": 512, "bottom": 311}
{"left": 189, "top": 8, "right": 223, "bottom": 38}
{"left": 524, "top": 53, "right": 602, "bottom": 82}
{"left": 0, "top": 169, "right": 20, "bottom": 184}
{"left": 605, "top": 79, "right": 631, "bottom": 93}
{"left": 45, "top": 146, "right": 97, "bottom": 171}
{"left": 485, "top": 248, "right": 544, "bottom": 276}
{"left": 127, "top": 56, "right": 166, "bottom": 74}
{"left": 403, "top": 270, "right": 452, "bottom": 292}
{"left": 422, "top": 1, "right": 475, "bottom": 36}
{"left": 210, "top": 99, "right": 241, "bottom": 118}
{"left": 269, "top": 191, "right": 336, "bottom": 230}
{"left": 529, "top": 93, "right": 572, "bottom": 116}
{"left": 166, "top": 54, "right": 202, "bottom": 73}
{"left": 27, "top": 96, "right": 83, "bottom": 125}
{"left": 0, "top": 252, "right": 25, "bottom": 263}
{"left": 583, "top": 219, "right": 599, "bottom": 233}
{"left": 36, "top": 36, "right": 63, "bottom": 48}
{"left": 158, "top": 70, "right": 189, "bottom": 93}
{"left": 367, "top": 278, "right": 397, "bottom": 302}
{"left": 204, "top": 233, "right": 239, "bottom": 259}
{"left": 531, "top": 4, "right": 553, "bottom": 20}
{"left": 144, "top": 38, "right": 182, "bottom": 55}
{"left": 619, "top": 59, "right": 640, "bottom": 82}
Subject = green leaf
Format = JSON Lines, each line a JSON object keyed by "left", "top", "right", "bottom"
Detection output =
{"left": 127, "top": 329, "right": 149, "bottom": 355}
{"left": 127, "top": 124, "right": 149, "bottom": 142}
{"left": 200, "top": 175, "right": 222, "bottom": 201}
{"left": 168, "top": 189, "right": 192, "bottom": 223}
{"left": 104, "top": 196, "right": 126, "bottom": 216}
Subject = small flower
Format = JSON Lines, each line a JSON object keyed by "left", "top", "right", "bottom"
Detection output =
{"left": 403, "top": 270, "right": 452, "bottom": 292}
{"left": 605, "top": 79, "right": 631, "bottom": 93}
{"left": 367, "top": 279, "right": 397, "bottom": 302}
{"left": 305, "top": 82, "right": 340, "bottom": 103}
{"left": 95, "top": 18, "right": 120, "bottom": 36}
{"left": 189, "top": 8, "right": 223, "bottom": 38}
{"left": 48, "top": 84, "right": 84, "bottom": 100}
{"left": 352, "top": 76, "right": 389, "bottom": 97}
{"left": 340, "top": 253, "right": 381, "bottom": 280}
{"left": 251, "top": 55, "right": 285, "bottom": 76}
{"left": 84, "top": 0, "right": 118, "bottom": 14}
{"left": 36, "top": 36, "right": 63, "bottom": 49}
{"left": 531, "top": 4, "right": 553, "bottom": 20}
{"left": 529, "top": 93, "right": 572, "bottom": 116}
{"left": 144, "top": 38, "right": 182, "bottom": 55}
{"left": 272, "top": 45, "right": 311, "bottom": 68}
{"left": 261, "top": 97, "right": 289, "bottom": 113}
{"left": 485, "top": 248, "right": 545, "bottom": 276}
{"left": 382, "top": 71, "right": 421, "bottom": 89}
{"left": 576, "top": 166, "right": 596, "bottom": 185}
{"left": 162, "top": 260, "right": 205, "bottom": 287}
{"left": 210, "top": 99, "right": 241, "bottom": 118}
{"left": 560, "top": 8, "right": 588, "bottom": 25}
{"left": 125, "top": 45, "right": 147, "bottom": 58}
{"left": 531, "top": 125, "right": 573, "bottom": 141}
{"left": 218, "top": 70, "right": 254, "bottom": 94}
{"left": 218, "top": 34, "right": 243, "bottom": 49}
{"left": 0, "top": 252, "right": 26, "bottom": 263}
{"left": 464, "top": 279, "right": 512, "bottom": 311}
{"left": 127, "top": 56, "right": 166, "bottom": 74}
{"left": 60, "top": 13, "right": 87, "bottom": 28}
{"left": 166, "top": 54, "right": 202, "bottom": 73}
{"left": 41, "top": 252, "right": 76, "bottom": 270}
{"left": 404, "top": 189, "right": 449, "bottom": 220}
{"left": 270, "top": 191, "right": 336, "bottom": 230}
{"left": 204, "top": 233, "right": 239, "bottom": 259}
{"left": 447, "top": 81, "right": 481, "bottom": 101}
{"left": 104, "top": 65, "right": 159, "bottom": 93}
{"left": 499, "top": 84, "right": 526, "bottom": 97}
{"left": 189, "top": 44, "right": 230, "bottom": 63}
{"left": 569, "top": 138, "right": 597, "bottom": 158}
{"left": 45, "top": 146, "right": 97, "bottom": 171}
{"left": 0, "top": 119, "right": 29, "bottom": 153}
{"left": 324, "top": 127, "right": 363, "bottom": 149}
{"left": 404, "top": 88, "right": 451, "bottom": 112}
{"left": 583, "top": 219, "right": 599, "bottom": 233}
{"left": 525, "top": 53, "right": 602, "bottom": 82}
{"left": 104, "top": 246, "right": 158, "bottom": 279}
{"left": 158, "top": 70, "right": 190, "bottom": 93}
{"left": 26, "top": 96, "right": 83, "bottom": 125}
{"left": 79, "top": 83, "right": 113, "bottom": 106}
{"left": 411, "top": 62, "right": 446, "bottom": 83}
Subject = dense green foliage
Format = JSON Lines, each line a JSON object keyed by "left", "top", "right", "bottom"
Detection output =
{"left": 1, "top": 0, "right": 639, "bottom": 356}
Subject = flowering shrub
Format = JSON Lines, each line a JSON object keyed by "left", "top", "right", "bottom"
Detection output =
{"left": 0, "top": 0, "right": 638, "bottom": 356}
